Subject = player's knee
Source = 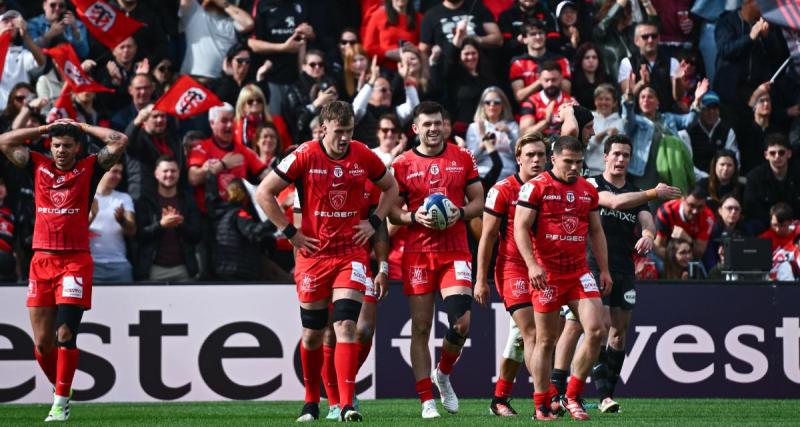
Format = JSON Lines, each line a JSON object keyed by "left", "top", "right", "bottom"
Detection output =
{"left": 55, "top": 304, "right": 83, "bottom": 349}
{"left": 608, "top": 329, "right": 625, "bottom": 350}
{"left": 583, "top": 323, "right": 606, "bottom": 343}
{"left": 56, "top": 324, "right": 76, "bottom": 349}
{"left": 357, "top": 324, "right": 375, "bottom": 342}
{"left": 35, "top": 341, "right": 56, "bottom": 356}
{"left": 444, "top": 294, "right": 472, "bottom": 327}
{"left": 411, "top": 316, "right": 432, "bottom": 337}
{"left": 300, "top": 307, "right": 329, "bottom": 330}
{"left": 332, "top": 299, "right": 362, "bottom": 323}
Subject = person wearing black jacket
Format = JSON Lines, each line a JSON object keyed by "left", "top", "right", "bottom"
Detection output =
{"left": 125, "top": 105, "right": 184, "bottom": 202}
{"left": 134, "top": 157, "right": 201, "bottom": 281}
{"left": 743, "top": 134, "right": 800, "bottom": 233}
{"left": 206, "top": 173, "right": 277, "bottom": 281}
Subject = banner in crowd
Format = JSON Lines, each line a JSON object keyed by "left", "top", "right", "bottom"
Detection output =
{"left": 43, "top": 44, "right": 113, "bottom": 93}
{"left": 47, "top": 85, "right": 78, "bottom": 122}
{"left": 153, "top": 75, "right": 223, "bottom": 119}
{"left": 0, "top": 31, "right": 12, "bottom": 80}
{"left": 757, "top": 0, "right": 800, "bottom": 30}
{"left": 0, "top": 283, "right": 798, "bottom": 403}
{"left": 72, "top": 0, "right": 144, "bottom": 50}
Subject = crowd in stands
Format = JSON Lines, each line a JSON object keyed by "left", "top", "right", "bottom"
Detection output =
{"left": 1, "top": 0, "right": 799, "bottom": 284}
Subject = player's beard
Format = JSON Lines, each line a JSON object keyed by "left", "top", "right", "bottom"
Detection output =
{"left": 544, "top": 86, "right": 560, "bottom": 99}
{"left": 420, "top": 131, "right": 443, "bottom": 150}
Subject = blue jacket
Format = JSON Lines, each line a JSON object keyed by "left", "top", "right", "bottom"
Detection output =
{"left": 27, "top": 15, "right": 89, "bottom": 59}
{"left": 622, "top": 99, "right": 697, "bottom": 177}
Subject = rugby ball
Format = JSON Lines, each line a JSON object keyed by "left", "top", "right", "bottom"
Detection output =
{"left": 423, "top": 194, "right": 451, "bottom": 230}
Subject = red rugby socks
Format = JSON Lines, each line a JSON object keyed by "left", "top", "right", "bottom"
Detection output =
{"left": 321, "top": 345, "right": 339, "bottom": 406}
{"left": 334, "top": 342, "right": 359, "bottom": 408}
{"left": 35, "top": 348, "right": 58, "bottom": 386}
{"left": 494, "top": 378, "right": 514, "bottom": 399}
{"left": 300, "top": 344, "right": 323, "bottom": 403}
{"left": 55, "top": 348, "right": 78, "bottom": 397}
{"left": 416, "top": 377, "right": 434, "bottom": 403}
{"left": 437, "top": 349, "right": 460, "bottom": 375}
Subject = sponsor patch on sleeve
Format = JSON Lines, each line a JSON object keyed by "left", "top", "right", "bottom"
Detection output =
{"left": 518, "top": 183, "right": 534, "bottom": 202}
{"left": 276, "top": 154, "right": 296, "bottom": 174}
{"left": 485, "top": 188, "right": 499, "bottom": 209}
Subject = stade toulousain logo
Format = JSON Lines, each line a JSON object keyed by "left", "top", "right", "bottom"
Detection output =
{"left": 85, "top": 2, "right": 117, "bottom": 31}
{"left": 176, "top": 89, "right": 208, "bottom": 115}
{"left": 63, "top": 61, "right": 92, "bottom": 87}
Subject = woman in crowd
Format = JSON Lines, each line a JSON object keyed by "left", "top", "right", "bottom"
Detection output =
{"left": 571, "top": 43, "right": 614, "bottom": 109}
{"left": 663, "top": 237, "right": 693, "bottom": 280}
{"left": 704, "top": 194, "right": 753, "bottom": 269}
{"left": 736, "top": 83, "right": 782, "bottom": 175}
{"left": 0, "top": 83, "right": 40, "bottom": 132}
{"left": 593, "top": 0, "right": 657, "bottom": 79}
{"left": 362, "top": 0, "right": 422, "bottom": 70}
{"left": 371, "top": 113, "right": 406, "bottom": 167}
{"left": 251, "top": 123, "right": 282, "bottom": 168}
{"left": 233, "top": 84, "right": 291, "bottom": 152}
{"left": 391, "top": 44, "right": 433, "bottom": 103}
{"left": 696, "top": 149, "right": 742, "bottom": 211}
{"left": 465, "top": 86, "right": 519, "bottom": 181}
{"left": 546, "top": 1, "right": 582, "bottom": 62}
{"left": 342, "top": 44, "right": 371, "bottom": 101}
{"left": 584, "top": 83, "right": 625, "bottom": 177}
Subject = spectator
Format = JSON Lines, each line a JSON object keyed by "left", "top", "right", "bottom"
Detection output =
{"left": 571, "top": 42, "right": 614, "bottom": 109}
{"left": 340, "top": 44, "right": 369, "bottom": 100}
{"left": 681, "top": 91, "right": 739, "bottom": 180}
{"left": 663, "top": 236, "right": 693, "bottom": 280}
{"left": 327, "top": 27, "right": 360, "bottom": 78}
{"left": 519, "top": 60, "right": 574, "bottom": 137}
{"left": 655, "top": 185, "right": 716, "bottom": 261}
{"left": 418, "top": 0, "right": 502, "bottom": 55}
{"left": 309, "top": 114, "right": 324, "bottom": 141}
{"left": 179, "top": 0, "right": 254, "bottom": 79}
{"left": 674, "top": 49, "right": 703, "bottom": 112}
{"left": 287, "top": 50, "right": 335, "bottom": 137}
{"left": 112, "top": 0, "right": 168, "bottom": 59}
{"left": 35, "top": 64, "right": 63, "bottom": 106}
{"left": 704, "top": 194, "right": 753, "bottom": 270}
{"left": 211, "top": 43, "right": 257, "bottom": 106}
{"left": 125, "top": 104, "right": 183, "bottom": 201}
{"left": 759, "top": 202, "right": 800, "bottom": 253}
{"left": 206, "top": 175, "right": 277, "bottom": 281}
{"left": 134, "top": 156, "right": 201, "bottom": 282}
{"left": 187, "top": 103, "right": 269, "bottom": 214}
{"left": 0, "top": 178, "right": 15, "bottom": 283}
{"left": 353, "top": 60, "right": 419, "bottom": 147}
{"left": 0, "top": 83, "right": 35, "bottom": 132}
{"left": 546, "top": 1, "right": 581, "bottom": 61}
{"left": 696, "top": 149, "right": 743, "bottom": 211}
{"left": 251, "top": 123, "right": 282, "bottom": 168}
{"left": 736, "top": 82, "right": 781, "bottom": 174}
{"left": 692, "top": 0, "right": 737, "bottom": 83}
{"left": 150, "top": 55, "right": 177, "bottom": 96}
{"left": 93, "top": 37, "right": 140, "bottom": 115}
{"left": 290, "top": 75, "right": 339, "bottom": 143}
{"left": 465, "top": 86, "right": 519, "bottom": 180}
{"left": 593, "top": 0, "right": 656, "bottom": 80}
{"left": 498, "top": 0, "right": 557, "bottom": 55}
{"left": 391, "top": 44, "right": 434, "bottom": 103}
{"left": 584, "top": 83, "right": 624, "bottom": 177}
{"left": 714, "top": 0, "right": 788, "bottom": 116}
{"left": 110, "top": 73, "right": 156, "bottom": 131}
{"left": 0, "top": 10, "right": 46, "bottom": 111}
{"left": 618, "top": 21, "right": 684, "bottom": 114}
{"left": 248, "top": 0, "right": 314, "bottom": 116}
{"left": 27, "top": 0, "right": 88, "bottom": 58}
{"left": 233, "top": 84, "right": 291, "bottom": 151}
{"left": 743, "top": 133, "right": 800, "bottom": 233}
{"left": 363, "top": 0, "right": 422, "bottom": 70}
{"left": 438, "top": 36, "right": 496, "bottom": 133}
{"left": 89, "top": 162, "right": 136, "bottom": 283}
{"left": 372, "top": 113, "right": 406, "bottom": 167}
{"left": 650, "top": 0, "right": 695, "bottom": 54}
{"left": 509, "top": 20, "right": 571, "bottom": 104}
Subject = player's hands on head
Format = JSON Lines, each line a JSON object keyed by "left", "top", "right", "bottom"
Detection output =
{"left": 599, "top": 271, "right": 613, "bottom": 296}
{"left": 413, "top": 205, "right": 436, "bottom": 229}
{"left": 289, "top": 230, "right": 321, "bottom": 256}
{"left": 527, "top": 263, "right": 547, "bottom": 290}
{"left": 352, "top": 219, "right": 376, "bottom": 246}
{"left": 655, "top": 183, "right": 682, "bottom": 200}
{"left": 473, "top": 280, "right": 489, "bottom": 306}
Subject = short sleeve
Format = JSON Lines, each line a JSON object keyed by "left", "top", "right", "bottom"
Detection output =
{"left": 462, "top": 148, "right": 479, "bottom": 185}
{"left": 121, "top": 193, "right": 135, "bottom": 212}
{"left": 517, "top": 181, "right": 541, "bottom": 209}
{"left": 390, "top": 157, "right": 407, "bottom": 196}
{"left": 617, "top": 57, "right": 632, "bottom": 83}
{"left": 484, "top": 185, "right": 508, "bottom": 216}
{"left": 655, "top": 205, "right": 671, "bottom": 238}
{"left": 509, "top": 59, "right": 524, "bottom": 82}
{"left": 362, "top": 146, "right": 387, "bottom": 182}
{"left": 187, "top": 144, "right": 209, "bottom": 169}
{"left": 274, "top": 148, "right": 306, "bottom": 182}
{"left": 241, "top": 146, "right": 268, "bottom": 178}
{"left": 589, "top": 185, "right": 599, "bottom": 211}
{"left": 519, "top": 99, "right": 535, "bottom": 118}
{"left": 558, "top": 58, "right": 571, "bottom": 80}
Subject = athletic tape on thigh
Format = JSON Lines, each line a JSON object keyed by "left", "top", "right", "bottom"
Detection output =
{"left": 502, "top": 319, "right": 524, "bottom": 363}
{"left": 300, "top": 307, "right": 329, "bottom": 330}
{"left": 332, "top": 298, "right": 362, "bottom": 323}
{"left": 55, "top": 304, "right": 84, "bottom": 348}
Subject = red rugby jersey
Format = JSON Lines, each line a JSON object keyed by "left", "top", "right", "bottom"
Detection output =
{"left": 484, "top": 173, "right": 527, "bottom": 266}
{"left": 275, "top": 140, "right": 386, "bottom": 258}
{"left": 517, "top": 171, "right": 599, "bottom": 274}
{"left": 28, "top": 151, "right": 100, "bottom": 252}
{"left": 519, "top": 91, "right": 575, "bottom": 136}
{"left": 392, "top": 144, "right": 479, "bottom": 254}
{"left": 655, "top": 199, "right": 715, "bottom": 241}
{"left": 508, "top": 53, "right": 571, "bottom": 87}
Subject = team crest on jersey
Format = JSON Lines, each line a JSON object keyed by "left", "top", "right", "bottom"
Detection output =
{"left": 50, "top": 189, "right": 68, "bottom": 207}
{"left": 430, "top": 164, "right": 440, "bottom": 175}
{"left": 566, "top": 191, "right": 575, "bottom": 203}
{"left": 538, "top": 286, "right": 555, "bottom": 304}
{"left": 333, "top": 166, "right": 344, "bottom": 178}
{"left": 511, "top": 278, "right": 529, "bottom": 297}
{"left": 300, "top": 273, "right": 316, "bottom": 292}
{"left": 561, "top": 215, "right": 578, "bottom": 234}
{"left": 409, "top": 266, "right": 428, "bottom": 286}
{"left": 329, "top": 191, "right": 347, "bottom": 210}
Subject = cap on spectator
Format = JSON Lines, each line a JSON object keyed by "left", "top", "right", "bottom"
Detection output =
{"left": 0, "top": 9, "right": 20, "bottom": 21}
{"left": 556, "top": 1, "right": 576, "bottom": 18}
{"left": 701, "top": 91, "right": 721, "bottom": 108}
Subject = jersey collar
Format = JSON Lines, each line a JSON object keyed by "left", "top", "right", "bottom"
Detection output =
{"left": 319, "top": 140, "right": 351, "bottom": 161}
{"left": 547, "top": 170, "right": 573, "bottom": 185}
{"left": 514, "top": 173, "right": 524, "bottom": 185}
{"left": 413, "top": 143, "right": 447, "bottom": 158}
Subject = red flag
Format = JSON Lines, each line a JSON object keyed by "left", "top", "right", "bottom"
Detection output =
{"left": 153, "top": 75, "right": 223, "bottom": 119}
{"left": 0, "top": 31, "right": 12, "bottom": 81}
{"left": 47, "top": 85, "right": 78, "bottom": 123}
{"left": 71, "top": 0, "right": 144, "bottom": 50}
{"left": 44, "top": 43, "right": 113, "bottom": 93}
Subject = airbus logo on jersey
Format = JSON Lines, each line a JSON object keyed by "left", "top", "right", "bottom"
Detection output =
{"left": 406, "top": 171, "right": 424, "bottom": 180}
{"left": 543, "top": 195, "right": 561, "bottom": 200}
{"left": 39, "top": 166, "right": 55, "bottom": 178}
{"left": 309, "top": 169, "right": 327, "bottom": 175}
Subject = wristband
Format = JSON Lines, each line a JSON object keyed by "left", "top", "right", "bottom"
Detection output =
{"left": 368, "top": 214, "right": 382, "bottom": 231}
{"left": 282, "top": 224, "right": 298, "bottom": 239}
{"left": 645, "top": 188, "right": 658, "bottom": 200}
{"left": 458, "top": 207, "right": 465, "bottom": 220}
{"left": 410, "top": 211, "right": 417, "bottom": 225}
{"left": 379, "top": 261, "right": 389, "bottom": 275}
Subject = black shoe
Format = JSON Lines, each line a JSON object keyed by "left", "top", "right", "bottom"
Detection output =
{"left": 296, "top": 402, "right": 319, "bottom": 422}
{"left": 340, "top": 405, "right": 363, "bottom": 422}
{"left": 489, "top": 397, "right": 518, "bottom": 416}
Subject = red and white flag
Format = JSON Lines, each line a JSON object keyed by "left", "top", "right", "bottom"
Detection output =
{"left": 153, "top": 75, "right": 223, "bottom": 119}
{"left": 0, "top": 31, "right": 12, "bottom": 79}
{"left": 71, "top": 0, "right": 144, "bottom": 50}
{"left": 47, "top": 85, "right": 78, "bottom": 123}
{"left": 44, "top": 43, "right": 113, "bottom": 93}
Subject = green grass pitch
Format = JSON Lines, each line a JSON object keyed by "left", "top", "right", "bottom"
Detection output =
{"left": 1, "top": 398, "right": 797, "bottom": 426}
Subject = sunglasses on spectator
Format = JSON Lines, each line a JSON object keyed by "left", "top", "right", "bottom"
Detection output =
{"left": 379, "top": 127, "right": 398, "bottom": 134}
{"left": 246, "top": 98, "right": 263, "bottom": 105}
{"left": 640, "top": 33, "right": 659, "bottom": 40}
{"left": 49, "top": 2, "right": 66, "bottom": 9}
{"left": 234, "top": 57, "right": 250, "bottom": 65}
{"left": 767, "top": 149, "right": 787, "bottom": 157}
{"left": 340, "top": 39, "right": 358, "bottom": 46}
{"left": 721, "top": 205, "right": 741, "bottom": 212}
{"left": 306, "top": 61, "right": 324, "bottom": 68}
{"left": 14, "top": 95, "right": 27, "bottom": 101}
{"left": 483, "top": 99, "right": 502, "bottom": 106}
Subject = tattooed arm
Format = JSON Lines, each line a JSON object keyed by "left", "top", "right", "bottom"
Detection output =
{"left": 84, "top": 124, "right": 129, "bottom": 170}
{"left": 0, "top": 126, "right": 44, "bottom": 168}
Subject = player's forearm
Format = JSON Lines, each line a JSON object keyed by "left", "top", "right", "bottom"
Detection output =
{"left": 475, "top": 228, "right": 497, "bottom": 283}
{"left": 514, "top": 221, "right": 538, "bottom": 269}
{"left": 247, "top": 38, "right": 285, "bottom": 55}
{"left": 389, "top": 205, "right": 413, "bottom": 226}
{"left": 374, "top": 187, "right": 399, "bottom": 222}
{"left": 462, "top": 197, "right": 484, "bottom": 221}
{"left": 0, "top": 126, "right": 42, "bottom": 149}
{"left": 601, "top": 191, "right": 651, "bottom": 210}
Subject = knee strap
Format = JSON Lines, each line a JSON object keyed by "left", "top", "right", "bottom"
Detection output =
{"left": 55, "top": 304, "right": 84, "bottom": 349}
{"left": 300, "top": 307, "right": 329, "bottom": 330}
{"left": 332, "top": 298, "right": 362, "bottom": 323}
{"left": 443, "top": 294, "right": 472, "bottom": 326}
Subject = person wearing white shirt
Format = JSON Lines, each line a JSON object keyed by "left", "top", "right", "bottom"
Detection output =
{"left": 466, "top": 87, "right": 519, "bottom": 181}
{"left": 0, "top": 11, "right": 46, "bottom": 111}
{"left": 585, "top": 84, "right": 625, "bottom": 177}
{"left": 89, "top": 162, "right": 136, "bottom": 283}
